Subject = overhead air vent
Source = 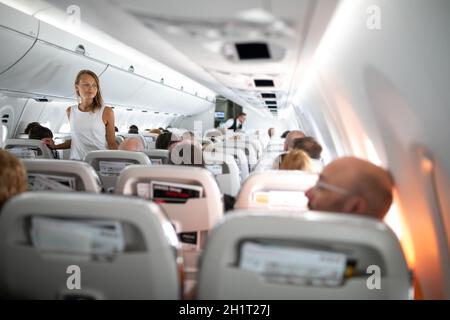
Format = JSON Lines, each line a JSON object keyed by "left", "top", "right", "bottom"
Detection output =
{"left": 126, "top": 108, "right": 133, "bottom": 111}
{"left": 265, "top": 100, "right": 277, "bottom": 105}
{"left": 235, "top": 42, "right": 270, "bottom": 60}
{"left": 254, "top": 79, "right": 274, "bottom": 87}
{"left": 261, "top": 93, "right": 276, "bottom": 99}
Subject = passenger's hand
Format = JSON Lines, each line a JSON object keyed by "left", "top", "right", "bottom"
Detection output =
{"left": 42, "top": 138, "right": 55, "bottom": 149}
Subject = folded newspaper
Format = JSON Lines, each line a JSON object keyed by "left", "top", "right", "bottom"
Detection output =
{"left": 31, "top": 217, "right": 125, "bottom": 256}
{"left": 28, "top": 174, "right": 76, "bottom": 191}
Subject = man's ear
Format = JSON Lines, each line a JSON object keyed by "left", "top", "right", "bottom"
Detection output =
{"left": 343, "top": 196, "right": 368, "bottom": 214}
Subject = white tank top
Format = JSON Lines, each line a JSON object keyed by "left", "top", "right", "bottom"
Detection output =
{"left": 69, "top": 104, "right": 107, "bottom": 160}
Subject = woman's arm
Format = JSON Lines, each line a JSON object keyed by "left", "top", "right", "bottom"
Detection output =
{"left": 43, "top": 107, "right": 72, "bottom": 150}
{"left": 103, "top": 106, "right": 118, "bottom": 150}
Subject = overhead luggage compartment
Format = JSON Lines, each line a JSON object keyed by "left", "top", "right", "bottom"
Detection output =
{"left": 0, "top": 18, "right": 107, "bottom": 98}
{"left": 0, "top": 3, "right": 39, "bottom": 75}
{"left": 99, "top": 65, "right": 147, "bottom": 106}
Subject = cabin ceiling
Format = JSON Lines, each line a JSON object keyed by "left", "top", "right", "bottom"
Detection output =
{"left": 44, "top": 0, "right": 339, "bottom": 116}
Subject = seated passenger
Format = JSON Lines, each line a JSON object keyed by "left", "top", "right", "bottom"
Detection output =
{"left": 29, "top": 125, "right": 59, "bottom": 159}
{"left": 0, "top": 150, "right": 27, "bottom": 210}
{"left": 280, "top": 130, "right": 290, "bottom": 139}
{"left": 24, "top": 122, "right": 40, "bottom": 135}
{"left": 292, "top": 137, "right": 322, "bottom": 159}
{"left": 272, "top": 130, "right": 307, "bottom": 169}
{"left": 305, "top": 157, "right": 394, "bottom": 220}
{"left": 284, "top": 130, "right": 306, "bottom": 152}
{"left": 268, "top": 127, "right": 275, "bottom": 139}
{"left": 292, "top": 136, "right": 324, "bottom": 173}
{"left": 149, "top": 128, "right": 162, "bottom": 135}
{"left": 118, "top": 137, "right": 145, "bottom": 152}
{"left": 182, "top": 131, "right": 195, "bottom": 142}
{"left": 279, "top": 150, "right": 313, "bottom": 172}
{"left": 155, "top": 132, "right": 181, "bottom": 150}
{"left": 128, "top": 125, "right": 139, "bottom": 134}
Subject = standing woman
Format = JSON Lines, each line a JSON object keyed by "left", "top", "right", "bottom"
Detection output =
{"left": 48, "top": 70, "right": 117, "bottom": 159}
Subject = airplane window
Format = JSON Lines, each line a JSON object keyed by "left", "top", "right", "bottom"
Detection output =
{"left": 1, "top": 124, "right": 7, "bottom": 145}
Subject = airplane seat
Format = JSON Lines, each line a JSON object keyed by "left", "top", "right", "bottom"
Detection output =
{"left": 197, "top": 211, "right": 412, "bottom": 299}
{"left": 23, "top": 159, "right": 102, "bottom": 193}
{"left": 253, "top": 151, "right": 284, "bottom": 172}
{"left": 3, "top": 139, "right": 55, "bottom": 159}
{"left": 266, "top": 139, "right": 285, "bottom": 153}
{"left": 0, "top": 192, "right": 181, "bottom": 299}
{"left": 84, "top": 150, "right": 151, "bottom": 193}
{"left": 115, "top": 165, "right": 223, "bottom": 278}
{"left": 234, "top": 170, "right": 318, "bottom": 211}
{"left": 208, "top": 146, "right": 249, "bottom": 182}
{"left": 203, "top": 151, "right": 240, "bottom": 197}
{"left": 141, "top": 133, "right": 159, "bottom": 150}
{"left": 143, "top": 149, "right": 170, "bottom": 165}
{"left": 215, "top": 141, "right": 257, "bottom": 172}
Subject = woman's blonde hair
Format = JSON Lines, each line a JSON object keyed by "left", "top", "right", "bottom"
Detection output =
{"left": 75, "top": 70, "right": 104, "bottom": 113}
{"left": 279, "top": 149, "right": 312, "bottom": 172}
{"left": 0, "top": 150, "right": 27, "bottom": 210}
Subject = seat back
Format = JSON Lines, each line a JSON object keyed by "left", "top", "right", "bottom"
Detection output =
{"left": 84, "top": 150, "right": 151, "bottom": 192}
{"left": 115, "top": 165, "right": 223, "bottom": 275}
{"left": 23, "top": 159, "right": 102, "bottom": 193}
{"left": 234, "top": 170, "right": 318, "bottom": 211}
{"left": 143, "top": 149, "right": 170, "bottom": 165}
{"left": 215, "top": 140, "right": 258, "bottom": 171}
{"left": 141, "top": 133, "right": 159, "bottom": 150}
{"left": 197, "top": 211, "right": 411, "bottom": 299}
{"left": 4, "top": 139, "right": 54, "bottom": 159}
{"left": 206, "top": 145, "right": 249, "bottom": 182}
{"left": 0, "top": 192, "right": 180, "bottom": 299}
{"left": 203, "top": 151, "right": 240, "bottom": 197}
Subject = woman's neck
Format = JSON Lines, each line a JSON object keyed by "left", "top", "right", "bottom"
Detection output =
{"left": 79, "top": 99, "right": 94, "bottom": 111}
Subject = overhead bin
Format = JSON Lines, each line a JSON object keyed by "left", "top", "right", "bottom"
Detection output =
{"left": 0, "top": 4, "right": 39, "bottom": 74}
{"left": 99, "top": 65, "right": 147, "bottom": 106}
{"left": 124, "top": 79, "right": 212, "bottom": 114}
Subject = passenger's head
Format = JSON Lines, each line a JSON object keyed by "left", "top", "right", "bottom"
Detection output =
{"left": 155, "top": 132, "right": 181, "bottom": 150}
{"left": 292, "top": 136, "right": 322, "bottom": 159}
{"left": 29, "top": 125, "right": 53, "bottom": 140}
{"left": 114, "top": 126, "right": 119, "bottom": 132}
{"left": 182, "top": 131, "right": 195, "bottom": 141}
{"left": 169, "top": 141, "right": 204, "bottom": 167}
{"left": 118, "top": 137, "right": 144, "bottom": 152}
{"left": 279, "top": 150, "right": 312, "bottom": 172}
{"left": 74, "top": 70, "right": 104, "bottom": 112}
{"left": 150, "top": 128, "right": 162, "bottom": 135}
{"left": 24, "top": 122, "right": 40, "bottom": 135}
{"left": 305, "top": 157, "right": 394, "bottom": 220}
{"left": 0, "top": 150, "right": 27, "bottom": 210}
{"left": 268, "top": 127, "right": 275, "bottom": 138}
{"left": 237, "top": 112, "right": 247, "bottom": 123}
{"left": 284, "top": 130, "right": 306, "bottom": 151}
{"left": 280, "top": 130, "right": 290, "bottom": 139}
{"left": 128, "top": 125, "right": 139, "bottom": 134}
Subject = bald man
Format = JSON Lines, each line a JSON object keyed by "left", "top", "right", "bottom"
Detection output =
{"left": 305, "top": 157, "right": 394, "bottom": 220}
{"left": 284, "top": 130, "right": 306, "bottom": 151}
{"left": 118, "top": 137, "right": 145, "bottom": 152}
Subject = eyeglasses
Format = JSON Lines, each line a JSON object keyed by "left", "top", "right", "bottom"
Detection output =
{"left": 313, "top": 181, "right": 353, "bottom": 196}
